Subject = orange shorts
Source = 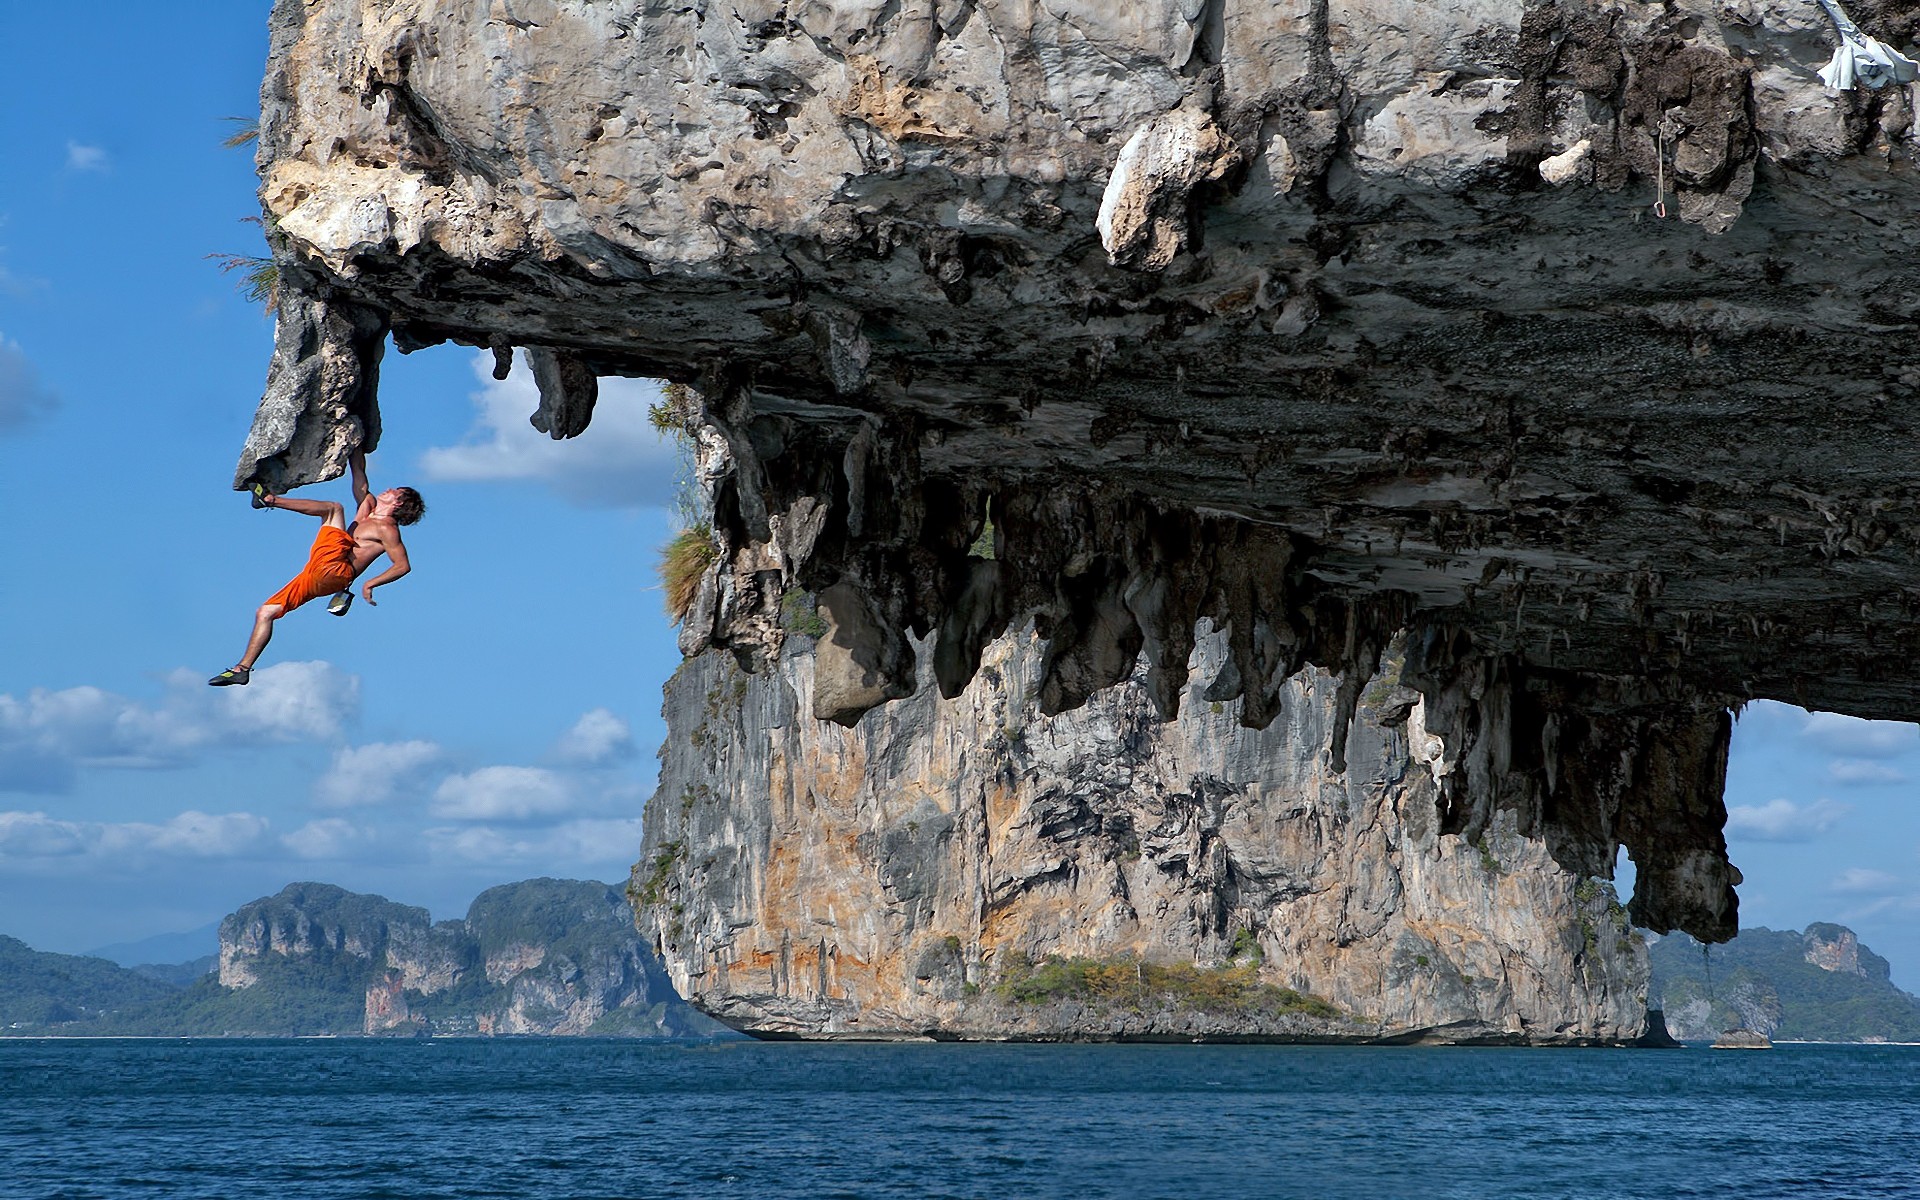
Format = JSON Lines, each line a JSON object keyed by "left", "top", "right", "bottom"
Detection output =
{"left": 265, "top": 526, "right": 358, "bottom": 613}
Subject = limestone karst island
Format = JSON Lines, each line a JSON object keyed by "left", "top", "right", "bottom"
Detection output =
{"left": 229, "top": 0, "right": 1920, "bottom": 1043}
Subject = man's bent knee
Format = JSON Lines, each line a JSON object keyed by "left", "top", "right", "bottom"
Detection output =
{"left": 255, "top": 603, "right": 285, "bottom": 622}
{"left": 321, "top": 501, "right": 346, "bottom": 529}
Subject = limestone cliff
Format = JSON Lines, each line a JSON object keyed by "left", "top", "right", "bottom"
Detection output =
{"left": 244, "top": 0, "right": 1920, "bottom": 942}
{"left": 219, "top": 880, "right": 718, "bottom": 1036}
{"left": 634, "top": 624, "right": 1648, "bottom": 1043}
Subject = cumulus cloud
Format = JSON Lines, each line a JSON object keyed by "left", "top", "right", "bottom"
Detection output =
{"left": 553, "top": 708, "right": 635, "bottom": 767}
{"left": 0, "top": 333, "right": 56, "bottom": 432}
{"left": 417, "top": 352, "right": 683, "bottom": 508}
{"left": 1830, "top": 867, "right": 1904, "bottom": 896}
{"left": 1798, "top": 711, "right": 1920, "bottom": 759}
{"left": 1828, "top": 759, "right": 1908, "bottom": 786}
{"left": 1725, "top": 797, "right": 1850, "bottom": 842}
{"left": 281, "top": 818, "right": 377, "bottom": 860}
{"left": 0, "top": 810, "right": 271, "bottom": 863}
{"left": 0, "top": 662, "right": 359, "bottom": 794}
{"left": 313, "top": 740, "right": 443, "bottom": 809}
{"left": 426, "top": 817, "right": 646, "bottom": 864}
{"left": 430, "top": 765, "right": 580, "bottom": 821}
{"left": 65, "top": 142, "right": 108, "bottom": 172}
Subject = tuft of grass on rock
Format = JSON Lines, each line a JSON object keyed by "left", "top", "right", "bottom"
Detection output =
{"left": 659, "top": 523, "right": 718, "bottom": 623}
{"left": 207, "top": 253, "right": 280, "bottom": 314}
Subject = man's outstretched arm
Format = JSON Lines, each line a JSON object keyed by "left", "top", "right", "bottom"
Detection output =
{"left": 358, "top": 531, "right": 411, "bottom": 606}
{"left": 349, "top": 450, "right": 375, "bottom": 521}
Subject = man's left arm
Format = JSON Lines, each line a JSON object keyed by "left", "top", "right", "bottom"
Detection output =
{"left": 348, "top": 451, "right": 376, "bottom": 523}
{"left": 358, "top": 530, "right": 412, "bottom": 606}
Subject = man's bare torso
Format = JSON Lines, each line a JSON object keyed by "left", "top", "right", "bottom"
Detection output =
{"left": 346, "top": 516, "right": 400, "bottom": 576}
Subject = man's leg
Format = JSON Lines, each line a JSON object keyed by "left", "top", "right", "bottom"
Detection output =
{"left": 239, "top": 602, "right": 286, "bottom": 670}
{"left": 262, "top": 496, "right": 347, "bottom": 529}
{"left": 210, "top": 601, "right": 285, "bottom": 685}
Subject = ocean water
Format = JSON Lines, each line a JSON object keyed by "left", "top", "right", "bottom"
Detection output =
{"left": 1, "top": 1040, "right": 1916, "bottom": 1199}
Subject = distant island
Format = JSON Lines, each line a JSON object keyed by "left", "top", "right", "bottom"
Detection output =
{"left": 1649, "top": 923, "right": 1920, "bottom": 1043}
{"left": 1, "top": 879, "right": 729, "bottom": 1038}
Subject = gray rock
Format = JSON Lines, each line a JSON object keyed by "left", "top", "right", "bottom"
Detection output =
{"left": 231, "top": 293, "right": 384, "bottom": 493}
{"left": 634, "top": 627, "right": 1650, "bottom": 1043}
{"left": 246, "top": 0, "right": 1920, "bottom": 939}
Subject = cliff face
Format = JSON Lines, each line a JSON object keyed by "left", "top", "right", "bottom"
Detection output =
{"left": 1649, "top": 923, "right": 1920, "bottom": 1041}
{"left": 219, "top": 880, "right": 716, "bottom": 1036}
{"left": 245, "top": 0, "right": 1920, "bottom": 943}
{"left": 635, "top": 625, "right": 1647, "bottom": 1043}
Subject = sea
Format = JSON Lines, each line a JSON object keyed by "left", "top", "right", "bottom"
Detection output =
{"left": 1, "top": 1039, "right": 1915, "bottom": 1199}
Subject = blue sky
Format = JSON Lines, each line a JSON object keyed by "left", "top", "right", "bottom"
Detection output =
{"left": 3, "top": 4, "right": 1918, "bottom": 990}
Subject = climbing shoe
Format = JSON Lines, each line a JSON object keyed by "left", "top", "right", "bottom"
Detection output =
{"left": 327, "top": 591, "right": 353, "bottom": 617}
{"left": 208, "top": 666, "right": 251, "bottom": 687}
{"left": 250, "top": 483, "right": 272, "bottom": 510}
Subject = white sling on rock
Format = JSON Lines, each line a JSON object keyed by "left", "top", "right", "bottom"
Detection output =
{"left": 1815, "top": 0, "right": 1919, "bottom": 89}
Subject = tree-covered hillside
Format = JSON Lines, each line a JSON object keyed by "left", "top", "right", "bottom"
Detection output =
{"left": 0, "top": 936, "right": 179, "bottom": 1028}
{"left": 1649, "top": 924, "right": 1920, "bottom": 1042}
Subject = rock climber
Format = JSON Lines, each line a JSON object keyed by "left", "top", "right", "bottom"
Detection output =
{"left": 208, "top": 450, "right": 424, "bottom": 686}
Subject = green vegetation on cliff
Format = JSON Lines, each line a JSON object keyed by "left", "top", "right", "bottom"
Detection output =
{"left": 110, "top": 957, "right": 375, "bottom": 1037}
{"left": 1649, "top": 924, "right": 1920, "bottom": 1042}
{"left": 997, "top": 955, "right": 1342, "bottom": 1021}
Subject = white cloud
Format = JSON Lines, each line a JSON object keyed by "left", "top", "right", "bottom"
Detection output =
{"left": 313, "top": 740, "right": 443, "bottom": 809}
{"left": 66, "top": 142, "right": 108, "bottom": 172}
{"left": 0, "top": 810, "right": 271, "bottom": 863}
{"left": 1830, "top": 867, "right": 1904, "bottom": 896}
{"left": 0, "top": 812, "right": 90, "bottom": 857}
{"left": 0, "top": 662, "right": 359, "bottom": 794}
{"left": 431, "top": 765, "right": 578, "bottom": 820}
{"left": 281, "top": 818, "right": 376, "bottom": 860}
{"left": 426, "top": 817, "right": 646, "bottom": 864}
{"left": 417, "top": 352, "right": 684, "bottom": 508}
{"left": 553, "top": 708, "right": 635, "bottom": 767}
{"left": 1828, "top": 759, "right": 1908, "bottom": 786}
{"left": 0, "top": 333, "right": 56, "bottom": 432}
{"left": 1798, "top": 711, "right": 1920, "bottom": 759}
{"left": 1725, "top": 797, "right": 1849, "bottom": 842}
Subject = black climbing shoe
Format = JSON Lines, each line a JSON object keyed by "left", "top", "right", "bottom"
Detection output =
{"left": 250, "top": 483, "right": 272, "bottom": 510}
{"left": 208, "top": 666, "right": 251, "bottom": 687}
{"left": 327, "top": 592, "right": 352, "bottom": 617}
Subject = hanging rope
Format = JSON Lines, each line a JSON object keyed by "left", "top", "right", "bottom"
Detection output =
{"left": 1653, "top": 125, "right": 1668, "bottom": 219}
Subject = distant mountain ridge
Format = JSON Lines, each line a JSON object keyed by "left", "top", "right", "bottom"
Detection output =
{"left": 1649, "top": 923, "right": 1920, "bottom": 1043}
{"left": 84, "top": 923, "right": 220, "bottom": 968}
{"left": 1, "top": 879, "right": 728, "bottom": 1038}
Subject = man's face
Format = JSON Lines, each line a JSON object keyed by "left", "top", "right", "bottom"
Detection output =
{"left": 378, "top": 488, "right": 403, "bottom": 507}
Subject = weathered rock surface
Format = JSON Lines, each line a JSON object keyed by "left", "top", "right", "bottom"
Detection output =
{"left": 634, "top": 624, "right": 1649, "bottom": 1043}
{"left": 247, "top": 0, "right": 1920, "bottom": 941}
{"left": 219, "top": 880, "right": 718, "bottom": 1036}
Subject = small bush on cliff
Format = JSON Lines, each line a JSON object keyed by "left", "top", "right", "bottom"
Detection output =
{"left": 1227, "top": 927, "right": 1264, "bottom": 966}
{"left": 780, "top": 588, "right": 829, "bottom": 638}
{"left": 995, "top": 954, "right": 1340, "bottom": 1020}
{"left": 632, "top": 842, "right": 685, "bottom": 907}
{"left": 660, "top": 524, "right": 717, "bottom": 623}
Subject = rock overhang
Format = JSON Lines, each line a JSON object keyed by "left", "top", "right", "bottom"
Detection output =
{"left": 243, "top": 0, "right": 1920, "bottom": 942}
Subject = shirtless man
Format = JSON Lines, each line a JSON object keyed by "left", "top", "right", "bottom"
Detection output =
{"left": 209, "top": 451, "right": 425, "bottom": 686}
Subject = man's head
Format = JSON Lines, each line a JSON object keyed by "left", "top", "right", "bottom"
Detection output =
{"left": 379, "top": 486, "right": 427, "bottom": 526}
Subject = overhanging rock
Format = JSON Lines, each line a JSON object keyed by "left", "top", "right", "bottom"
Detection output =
{"left": 243, "top": 0, "right": 1920, "bottom": 940}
